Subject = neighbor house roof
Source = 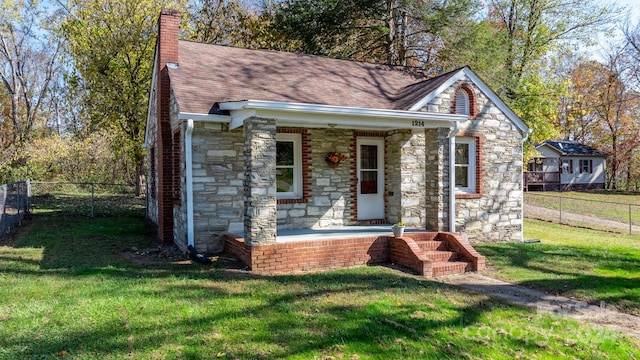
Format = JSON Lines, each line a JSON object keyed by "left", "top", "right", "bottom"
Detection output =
{"left": 539, "top": 140, "right": 608, "bottom": 157}
{"left": 168, "top": 40, "right": 457, "bottom": 115}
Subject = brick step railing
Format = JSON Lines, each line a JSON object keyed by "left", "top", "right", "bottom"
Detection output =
{"left": 390, "top": 232, "right": 485, "bottom": 279}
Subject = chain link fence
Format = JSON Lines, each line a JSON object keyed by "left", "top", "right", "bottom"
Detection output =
{"left": 30, "top": 182, "right": 145, "bottom": 218}
{"left": 0, "top": 181, "right": 30, "bottom": 235}
{"left": 524, "top": 192, "right": 640, "bottom": 236}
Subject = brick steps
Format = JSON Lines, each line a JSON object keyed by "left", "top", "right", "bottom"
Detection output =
{"left": 424, "top": 250, "right": 457, "bottom": 262}
{"left": 431, "top": 261, "right": 472, "bottom": 277}
{"left": 417, "top": 240, "right": 448, "bottom": 251}
{"left": 389, "top": 232, "right": 485, "bottom": 279}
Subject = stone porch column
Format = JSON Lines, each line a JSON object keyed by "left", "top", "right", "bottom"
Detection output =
{"left": 386, "top": 130, "right": 428, "bottom": 226}
{"left": 243, "top": 117, "right": 277, "bottom": 245}
{"left": 424, "top": 128, "right": 450, "bottom": 231}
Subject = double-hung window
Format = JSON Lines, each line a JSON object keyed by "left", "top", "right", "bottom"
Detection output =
{"left": 455, "top": 137, "right": 476, "bottom": 194}
{"left": 276, "top": 133, "right": 302, "bottom": 199}
{"left": 579, "top": 159, "right": 593, "bottom": 173}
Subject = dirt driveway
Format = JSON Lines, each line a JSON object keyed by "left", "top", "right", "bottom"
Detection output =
{"left": 436, "top": 272, "right": 640, "bottom": 341}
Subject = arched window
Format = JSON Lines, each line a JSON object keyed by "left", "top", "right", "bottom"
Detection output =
{"left": 453, "top": 84, "right": 476, "bottom": 119}
{"left": 455, "top": 90, "right": 470, "bottom": 116}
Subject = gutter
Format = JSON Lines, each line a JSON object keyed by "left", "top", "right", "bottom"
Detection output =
{"left": 448, "top": 122, "right": 460, "bottom": 232}
{"left": 184, "top": 119, "right": 212, "bottom": 265}
{"left": 185, "top": 119, "right": 195, "bottom": 248}
{"left": 520, "top": 128, "right": 533, "bottom": 242}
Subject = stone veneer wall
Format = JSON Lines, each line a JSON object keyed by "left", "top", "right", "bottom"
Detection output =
{"left": 145, "top": 79, "right": 159, "bottom": 225}
{"left": 277, "top": 128, "right": 355, "bottom": 229}
{"left": 243, "top": 117, "right": 278, "bottom": 245}
{"left": 172, "top": 122, "right": 245, "bottom": 253}
{"left": 426, "top": 77, "right": 524, "bottom": 242}
{"left": 423, "top": 128, "right": 450, "bottom": 232}
{"left": 385, "top": 130, "right": 429, "bottom": 227}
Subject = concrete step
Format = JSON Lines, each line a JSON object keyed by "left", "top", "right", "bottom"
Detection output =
{"left": 431, "top": 261, "right": 472, "bottom": 277}
{"left": 424, "top": 250, "right": 457, "bottom": 262}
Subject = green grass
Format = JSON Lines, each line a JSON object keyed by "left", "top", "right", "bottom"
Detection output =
{"left": 524, "top": 191, "right": 640, "bottom": 228}
{"left": 477, "top": 219, "right": 640, "bottom": 316}
{"left": 1, "top": 215, "right": 638, "bottom": 358}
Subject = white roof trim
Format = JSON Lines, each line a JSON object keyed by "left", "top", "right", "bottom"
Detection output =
{"left": 178, "top": 112, "right": 232, "bottom": 122}
{"left": 219, "top": 100, "right": 467, "bottom": 130}
{"left": 408, "top": 67, "right": 530, "bottom": 134}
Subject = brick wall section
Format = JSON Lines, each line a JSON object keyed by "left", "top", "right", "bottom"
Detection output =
{"left": 155, "top": 9, "right": 180, "bottom": 243}
{"left": 225, "top": 234, "right": 390, "bottom": 274}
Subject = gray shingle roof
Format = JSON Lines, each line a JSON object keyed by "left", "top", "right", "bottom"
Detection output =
{"left": 168, "top": 40, "right": 460, "bottom": 114}
{"left": 542, "top": 141, "right": 608, "bottom": 157}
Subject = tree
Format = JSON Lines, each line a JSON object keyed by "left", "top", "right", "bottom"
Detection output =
{"left": 0, "top": 0, "right": 61, "bottom": 175}
{"left": 185, "top": 0, "right": 299, "bottom": 51}
{"left": 486, "top": 0, "right": 619, "bottom": 100}
{"left": 60, "top": 0, "right": 185, "bottom": 195}
{"left": 270, "top": 0, "right": 478, "bottom": 68}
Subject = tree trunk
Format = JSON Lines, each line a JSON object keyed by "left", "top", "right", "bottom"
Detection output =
{"left": 134, "top": 152, "right": 145, "bottom": 197}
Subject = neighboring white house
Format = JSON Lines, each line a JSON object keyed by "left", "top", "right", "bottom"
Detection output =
{"left": 144, "top": 10, "right": 529, "bottom": 275}
{"left": 525, "top": 140, "right": 608, "bottom": 191}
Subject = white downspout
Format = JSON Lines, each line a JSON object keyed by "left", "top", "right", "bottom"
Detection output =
{"left": 186, "top": 119, "right": 195, "bottom": 247}
{"left": 448, "top": 122, "right": 460, "bottom": 233}
{"left": 520, "top": 128, "right": 533, "bottom": 241}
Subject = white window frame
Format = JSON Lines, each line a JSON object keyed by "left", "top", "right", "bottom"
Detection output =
{"left": 276, "top": 133, "right": 302, "bottom": 199}
{"left": 455, "top": 90, "right": 470, "bottom": 116}
{"left": 455, "top": 137, "right": 476, "bottom": 194}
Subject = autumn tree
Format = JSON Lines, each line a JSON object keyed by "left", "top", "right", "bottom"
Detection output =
{"left": 60, "top": 0, "right": 185, "bottom": 194}
{"left": 0, "top": 0, "right": 62, "bottom": 181}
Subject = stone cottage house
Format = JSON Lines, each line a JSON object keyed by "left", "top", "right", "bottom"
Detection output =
{"left": 145, "top": 10, "right": 530, "bottom": 277}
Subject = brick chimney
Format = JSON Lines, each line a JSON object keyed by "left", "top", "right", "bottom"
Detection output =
{"left": 155, "top": 9, "right": 180, "bottom": 243}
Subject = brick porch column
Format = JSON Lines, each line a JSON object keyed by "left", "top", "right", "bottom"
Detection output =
{"left": 243, "top": 117, "right": 277, "bottom": 245}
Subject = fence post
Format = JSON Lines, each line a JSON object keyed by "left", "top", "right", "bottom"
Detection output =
{"left": 26, "top": 180, "right": 31, "bottom": 214}
{"left": 559, "top": 195, "right": 562, "bottom": 224}
{"left": 91, "top": 183, "right": 95, "bottom": 217}
{"left": 630, "top": 204, "right": 633, "bottom": 236}
{"left": 17, "top": 182, "right": 21, "bottom": 224}
{"left": 1, "top": 184, "right": 6, "bottom": 234}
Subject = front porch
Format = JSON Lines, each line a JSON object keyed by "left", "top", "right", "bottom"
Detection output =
{"left": 224, "top": 226, "right": 485, "bottom": 278}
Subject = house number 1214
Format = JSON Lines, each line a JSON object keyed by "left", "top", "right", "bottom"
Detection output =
{"left": 412, "top": 120, "right": 425, "bottom": 127}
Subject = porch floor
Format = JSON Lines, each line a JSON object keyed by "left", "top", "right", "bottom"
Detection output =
{"left": 235, "top": 225, "right": 427, "bottom": 243}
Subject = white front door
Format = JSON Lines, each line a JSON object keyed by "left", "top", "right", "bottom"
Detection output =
{"left": 357, "top": 138, "right": 385, "bottom": 220}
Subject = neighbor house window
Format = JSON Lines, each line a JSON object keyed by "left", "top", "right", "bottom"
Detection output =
{"left": 528, "top": 158, "right": 543, "bottom": 172}
{"left": 276, "top": 133, "right": 302, "bottom": 199}
{"left": 579, "top": 159, "right": 593, "bottom": 173}
{"left": 561, "top": 159, "right": 573, "bottom": 174}
{"left": 455, "top": 137, "right": 476, "bottom": 194}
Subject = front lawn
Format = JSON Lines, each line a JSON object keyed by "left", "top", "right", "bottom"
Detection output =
{"left": 476, "top": 219, "right": 640, "bottom": 316}
{"left": 0, "top": 215, "right": 638, "bottom": 359}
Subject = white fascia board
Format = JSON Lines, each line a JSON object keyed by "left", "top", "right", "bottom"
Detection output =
{"left": 178, "top": 112, "right": 232, "bottom": 123}
{"left": 462, "top": 69, "right": 529, "bottom": 133}
{"left": 408, "top": 70, "right": 466, "bottom": 112}
{"left": 408, "top": 67, "right": 530, "bottom": 135}
{"left": 219, "top": 100, "right": 465, "bottom": 130}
